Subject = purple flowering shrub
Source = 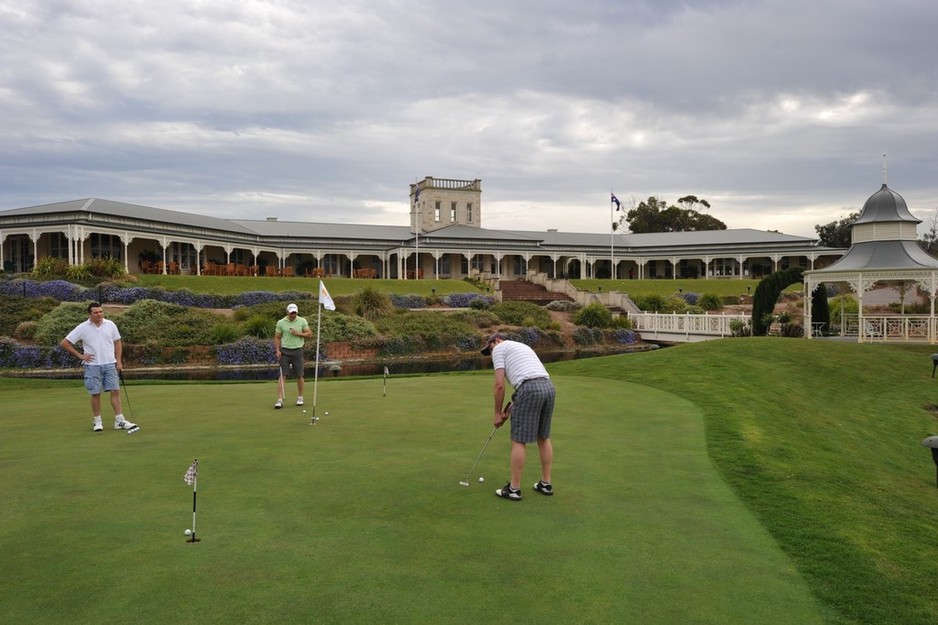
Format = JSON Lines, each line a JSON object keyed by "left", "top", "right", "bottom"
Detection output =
{"left": 391, "top": 294, "right": 427, "bottom": 309}
{"left": 0, "top": 338, "right": 76, "bottom": 369}
{"left": 443, "top": 292, "right": 494, "bottom": 308}
{"left": 215, "top": 338, "right": 276, "bottom": 366}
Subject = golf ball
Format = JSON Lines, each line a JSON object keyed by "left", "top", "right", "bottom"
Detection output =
{"left": 478, "top": 477, "right": 485, "bottom": 483}
{"left": 324, "top": 411, "right": 329, "bottom": 416}
{"left": 302, "top": 409, "right": 306, "bottom": 414}
{"left": 184, "top": 529, "right": 192, "bottom": 536}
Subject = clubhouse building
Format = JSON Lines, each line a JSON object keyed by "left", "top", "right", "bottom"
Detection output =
{"left": 0, "top": 177, "right": 845, "bottom": 281}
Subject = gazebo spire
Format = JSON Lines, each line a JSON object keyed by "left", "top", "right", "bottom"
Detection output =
{"left": 882, "top": 153, "right": 888, "bottom": 185}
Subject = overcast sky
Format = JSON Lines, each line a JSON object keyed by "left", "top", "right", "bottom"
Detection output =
{"left": 2, "top": 0, "right": 937, "bottom": 237}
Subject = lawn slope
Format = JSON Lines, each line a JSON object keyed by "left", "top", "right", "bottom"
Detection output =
{"left": 554, "top": 338, "right": 938, "bottom": 625}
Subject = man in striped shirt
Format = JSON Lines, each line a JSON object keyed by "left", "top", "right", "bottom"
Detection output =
{"left": 480, "top": 332, "right": 556, "bottom": 501}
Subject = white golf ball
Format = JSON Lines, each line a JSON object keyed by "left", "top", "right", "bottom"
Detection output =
{"left": 478, "top": 477, "right": 485, "bottom": 483}
{"left": 302, "top": 409, "right": 306, "bottom": 414}
{"left": 324, "top": 411, "right": 329, "bottom": 416}
{"left": 184, "top": 529, "right": 192, "bottom": 536}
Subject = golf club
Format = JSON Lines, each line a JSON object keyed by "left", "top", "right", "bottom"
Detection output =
{"left": 118, "top": 370, "right": 140, "bottom": 434}
{"left": 459, "top": 427, "right": 497, "bottom": 487}
{"left": 458, "top": 402, "right": 511, "bottom": 487}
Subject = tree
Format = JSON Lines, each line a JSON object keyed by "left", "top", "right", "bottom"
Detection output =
{"left": 814, "top": 213, "right": 857, "bottom": 248}
{"left": 918, "top": 208, "right": 938, "bottom": 257}
{"left": 751, "top": 267, "right": 804, "bottom": 336}
{"left": 623, "top": 195, "right": 727, "bottom": 233}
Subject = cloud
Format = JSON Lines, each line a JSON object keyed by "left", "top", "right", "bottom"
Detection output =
{"left": 1, "top": 0, "right": 938, "bottom": 237}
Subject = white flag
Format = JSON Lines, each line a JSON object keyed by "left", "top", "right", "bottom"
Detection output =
{"left": 318, "top": 281, "right": 336, "bottom": 311}
{"left": 184, "top": 459, "right": 198, "bottom": 486}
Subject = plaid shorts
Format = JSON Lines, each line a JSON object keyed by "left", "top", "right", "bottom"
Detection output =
{"left": 509, "top": 377, "right": 555, "bottom": 444}
{"left": 84, "top": 363, "right": 120, "bottom": 395}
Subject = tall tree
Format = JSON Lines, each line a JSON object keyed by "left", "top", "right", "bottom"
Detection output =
{"left": 624, "top": 195, "right": 727, "bottom": 233}
{"left": 918, "top": 208, "right": 938, "bottom": 257}
{"left": 814, "top": 213, "right": 857, "bottom": 248}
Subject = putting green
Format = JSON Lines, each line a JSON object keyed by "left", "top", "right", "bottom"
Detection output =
{"left": 0, "top": 374, "right": 824, "bottom": 624}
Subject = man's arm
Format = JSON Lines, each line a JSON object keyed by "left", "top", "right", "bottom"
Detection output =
{"left": 114, "top": 339, "right": 123, "bottom": 371}
{"left": 60, "top": 337, "right": 91, "bottom": 363}
{"left": 493, "top": 368, "right": 507, "bottom": 427}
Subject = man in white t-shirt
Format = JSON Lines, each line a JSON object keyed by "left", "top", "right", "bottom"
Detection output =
{"left": 61, "top": 302, "right": 137, "bottom": 432}
{"left": 480, "top": 332, "right": 555, "bottom": 501}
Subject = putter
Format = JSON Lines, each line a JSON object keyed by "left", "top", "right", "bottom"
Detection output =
{"left": 459, "top": 427, "right": 497, "bottom": 487}
{"left": 118, "top": 370, "right": 140, "bottom": 434}
{"left": 458, "top": 402, "right": 511, "bottom": 487}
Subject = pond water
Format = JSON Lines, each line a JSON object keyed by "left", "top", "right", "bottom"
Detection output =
{"left": 21, "top": 347, "right": 655, "bottom": 381}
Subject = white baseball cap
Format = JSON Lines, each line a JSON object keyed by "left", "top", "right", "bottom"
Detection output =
{"left": 286, "top": 303, "right": 298, "bottom": 313}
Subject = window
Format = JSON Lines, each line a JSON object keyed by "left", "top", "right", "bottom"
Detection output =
{"left": 512, "top": 256, "right": 526, "bottom": 276}
{"left": 49, "top": 232, "right": 69, "bottom": 258}
{"left": 450, "top": 202, "right": 457, "bottom": 222}
{"left": 171, "top": 242, "right": 197, "bottom": 270}
{"left": 466, "top": 203, "right": 473, "bottom": 222}
{"left": 434, "top": 202, "right": 441, "bottom": 222}
{"left": 90, "top": 233, "right": 122, "bottom": 260}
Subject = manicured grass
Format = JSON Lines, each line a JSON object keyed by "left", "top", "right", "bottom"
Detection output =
{"left": 133, "top": 275, "right": 484, "bottom": 297}
{"left": 571, "top": 277, "right": 761, "bottom": 297}
{"left": 1, "top": 372, "right": 823, "bottom": 625}
{"left": 554, "top": 339, "right": 938, "bottom": 625}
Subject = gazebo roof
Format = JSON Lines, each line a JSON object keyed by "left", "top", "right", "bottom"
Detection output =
{"left": 854, "top": 184, "right": 920, "bottom": 225}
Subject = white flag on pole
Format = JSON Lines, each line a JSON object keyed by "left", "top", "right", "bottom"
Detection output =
{"left": 319, "top": 280, "right": 336, "bottom": 311}
{"left": 184, "top": 459, "right": 198, "bottom": 486}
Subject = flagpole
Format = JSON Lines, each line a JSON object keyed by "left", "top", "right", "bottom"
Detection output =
{"left": 610, "top": 190, "right": 615, "bottom": 280}
{"left": 191, "top": 470, "right": 197, "bottom": 542}
{"left": 311, "top": 299, "right": 321, "bottom": 425}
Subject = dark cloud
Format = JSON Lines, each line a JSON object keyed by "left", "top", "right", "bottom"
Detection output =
{"left": 1, "top": 0, "right": 937, "bottom": 236}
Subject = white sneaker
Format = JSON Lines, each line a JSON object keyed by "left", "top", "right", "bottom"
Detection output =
{"left": 274, "top": 399, "right": 283, "bottom": 409}
{"left": 296, "top": 397, "right": 304, "bottom": 406}
{"left": 115, "top": 419, "right": 137, "bottom": 430}
{"left": 93, "top": 418, "right": 103, "bottom": 432}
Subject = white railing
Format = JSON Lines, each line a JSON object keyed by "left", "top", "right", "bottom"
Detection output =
{"left": 629, "top": 312, "right": 751, "bottom": 341}
{"left": 838, "top": 314, "right": 934, "bottom": 343}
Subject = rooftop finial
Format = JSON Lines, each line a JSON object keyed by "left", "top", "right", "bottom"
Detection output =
{"left": 882, "top": 153, "right": 888, "bottom": 185}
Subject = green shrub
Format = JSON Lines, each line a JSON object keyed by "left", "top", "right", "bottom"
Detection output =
{"left": 0, "top": 296, "right": 60, "bottom": 336}
{"left": 631, "top": 294, "right": 666, "bottom": 312}
{"left": 13, "top": 321, "right": 38, "bottom": 341}
{"left": 469, "top": 298, "right": 491, "bottom": 310}
{"left": 244, "top": 314, "right": 276, "bottom": 339}
{"left": 490, "top": 301, "right": 551, "bottom": 328}
{"left": 118, "top": 299, "right": 227, "bottom": 346}
{"left": 34, "top": 302, "right": 91, "bottom": 345}
{"left": 351, "top": 287, "right": 395, "bottom": 321}
{"left": 32, "top": 257, "right": 69, "bottom": 279}
{"left": 572, "top": 302, "right": 613, "bottom": 328}
{"left": 210, "top": 322, "right": 242, "bottom": 344}
{"left": 65, "top": 265, "right": 93, "bottom": 282}
{"left": 612, "top": 315, "right": 632, "bottom": 329}
{"left": 698, "top": 293, "right": 724, "bottom": 311}
{"left": 449, "top": 309, "right": 500, "bottom": 328}
{"left": 375, "top": 311, "right": 477, "bottom": 351}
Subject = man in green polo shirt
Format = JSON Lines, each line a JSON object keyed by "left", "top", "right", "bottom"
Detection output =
{"left": 274, "top": 303, "right": 312, "bottom": 409}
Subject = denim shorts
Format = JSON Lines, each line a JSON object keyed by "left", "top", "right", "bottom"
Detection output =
{"left": 84, "top": 363, "right": 120, "bottom": 395}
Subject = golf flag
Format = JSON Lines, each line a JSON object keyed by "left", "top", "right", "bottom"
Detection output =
{"left": 318, "top": 280, "right": 336, "bottom": 311}
{"left": 611, "top": 192, "right": 621, "bottom": 210}
{"left": 184, "top": 459, "right": 198, "bottom": 486}
{"left": 383, "top": 366, "right": 389, "bottom": 377}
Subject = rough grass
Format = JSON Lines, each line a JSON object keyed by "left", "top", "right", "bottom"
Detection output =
{"left": 554, "top": 338, "right": 938, "bottom": 625}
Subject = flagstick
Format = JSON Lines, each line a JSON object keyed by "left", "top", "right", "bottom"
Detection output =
{"left": 610, "top": 189, "right": 615, "bottom": 280}
{"left": 190, "top": 472, "right": 198, "bottom": 542}
{"left": 311, "top": 300, "right": 322, "bottom": 425}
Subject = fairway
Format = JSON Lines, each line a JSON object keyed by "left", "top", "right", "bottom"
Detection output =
{"left": 1, "top": 373, "right": 823, "bottom": 624}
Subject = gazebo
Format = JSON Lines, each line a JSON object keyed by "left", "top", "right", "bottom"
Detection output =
{"left": 803, "top": 180, "right": 938, "bottom": 343}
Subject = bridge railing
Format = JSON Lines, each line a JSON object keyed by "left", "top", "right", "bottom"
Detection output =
{"left": 629, "top": 312, "right": 751, "bottom": 340}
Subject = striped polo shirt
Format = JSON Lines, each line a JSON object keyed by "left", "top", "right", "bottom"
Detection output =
{"left": 491, "top": 340, "right": 549, "bottom": 388}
